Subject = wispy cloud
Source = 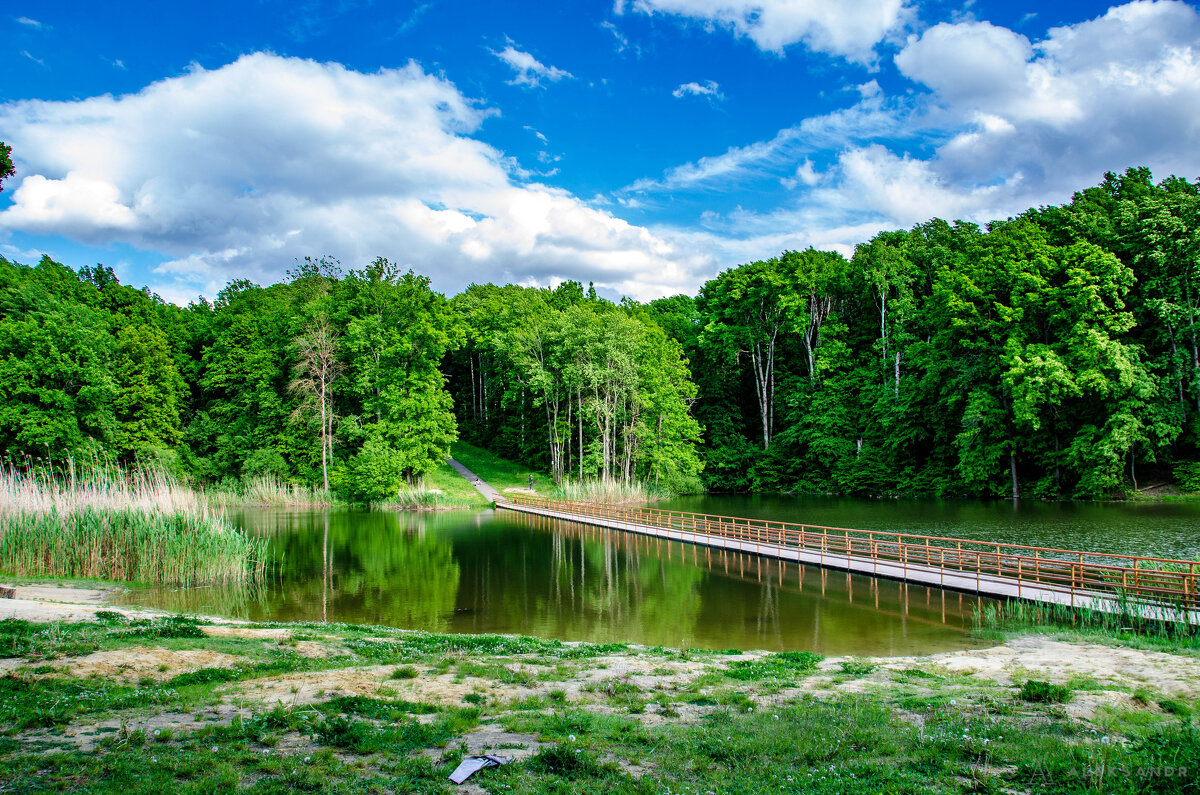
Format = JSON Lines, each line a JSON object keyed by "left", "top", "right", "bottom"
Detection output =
{"left": 601, "top": 20, "right": 639, "bottom": 56}
{"left": 397, "top": 3, "right": 433, "bottom": 35}
{"left": 15, "top": 16, "right": 45, "bottom": 29}
{"left": 491, "top": 44, "right": 573, "bottom": 88}
{"left": 672, "top": 80, "right": 723, "bottom": 101}
{"left": 21, "top": 50, "right": 45, "bottom": 66}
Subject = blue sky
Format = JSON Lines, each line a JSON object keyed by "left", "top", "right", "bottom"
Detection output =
{"left": 2, "top": 0, "right": 1198, "bottom": 302}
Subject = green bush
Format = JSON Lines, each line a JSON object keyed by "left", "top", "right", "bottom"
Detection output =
{"left": 1175, "top": 461, "right": 1200, "bottom": 493}
{"left": 241, "top": 447, "right": 289, "bottom": 483}
{"left": 1018, "top": 679, "right": 1073, "bottom": 703}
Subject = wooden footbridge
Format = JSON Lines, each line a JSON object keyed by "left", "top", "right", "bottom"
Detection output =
{"left": 493, "top": 493, "right": 1200, "bottom": 623}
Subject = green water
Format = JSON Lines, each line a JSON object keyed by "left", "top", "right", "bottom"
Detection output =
{"left": 119, "top": 495, "right": 1200, "bottom": 655}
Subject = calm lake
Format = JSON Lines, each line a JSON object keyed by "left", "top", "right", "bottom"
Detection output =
{"left": 119, "top": 495, "right": 1200, "bottom": 656}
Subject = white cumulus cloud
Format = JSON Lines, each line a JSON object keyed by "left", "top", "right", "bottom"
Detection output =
{"left": 628, "top": 0, "right": 1200, "bottom": 264}
{"left": 0, "top": 53, "right": 713, "bottom": 301}
{"left": 625, "top": 0, "right": 912, "bottom": 63}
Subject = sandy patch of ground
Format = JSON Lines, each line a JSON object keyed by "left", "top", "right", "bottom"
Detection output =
{"left": 883, "top": 636, "right": 1200, "bottom": 699}
{"left": 61, "top": 647, "right": 245, "bottom": 681}
{"left": 1, "top": 584, "right": 113, "bottom": 604}
{"left": 0, "top": 597, "right": 164, "bottom": 624}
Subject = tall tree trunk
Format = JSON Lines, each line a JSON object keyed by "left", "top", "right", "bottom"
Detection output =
{"left": 1010, "top": 452, "right": 1019, "bottom": 501}
{"left": 319, "top": 385, "right": 329, "bottom": 492}
{"left": 469, "top": 352, "right": 476, "bottom": 419}
{"left": 1186, "top": 277, "right": 1200, "bottom": 411}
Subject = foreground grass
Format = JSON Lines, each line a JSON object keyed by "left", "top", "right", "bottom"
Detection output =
{"left": 1, "top": 612, "right": 1197, "bottom": 794}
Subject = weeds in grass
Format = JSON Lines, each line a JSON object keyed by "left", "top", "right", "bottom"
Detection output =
{"left": 724, "top": 651, "right": 823, "bottom": 681}
{"left": 839, "top": 657, "right": 876, "bottom": 677}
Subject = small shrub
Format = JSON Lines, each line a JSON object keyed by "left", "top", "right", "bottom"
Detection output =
{"left": 1019, "top": 680, "right": 1073, "bottom": 703}
{"left": 839, "top": 657, "right": 876, "bottom": 677}
{"left": 390, "top": 665, "right": 419, "bottom": 680}
{"left": 527, "top": 743, "right": 611, "bottom": 778}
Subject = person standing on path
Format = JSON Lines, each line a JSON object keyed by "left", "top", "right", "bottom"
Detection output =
{"left": 529, "top": 474, "right": 533, "bottom": 491}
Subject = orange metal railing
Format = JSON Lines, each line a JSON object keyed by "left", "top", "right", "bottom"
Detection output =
{"left": 500, "top": 494, "right": 1199, "bottom": 610}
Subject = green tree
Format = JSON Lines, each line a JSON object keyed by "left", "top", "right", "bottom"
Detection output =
{"left": 112, "top": 324, "right": 187, "bottom": 459}
{"left": 0, "top": 142, "right": 13, "bottom": 192}
{"left": 289, "top": 317, "right": 341, "bottom": 492}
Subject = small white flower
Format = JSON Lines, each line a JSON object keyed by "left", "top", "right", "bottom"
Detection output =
{"left": 151, "top": 757, "right": 157, "bottom": 763}
{"left": 211, "top": 746, "right": 218, "bottom": 753}
{"left": 568, "top": 734, "right": 576, "bottom": 742}
{"left": 1101, "top": 736, "right": 1111, "bottom": 745}
{"left": 949, "top": 699, "right": 957, "bottom": 706}
{"left": 304, "top": 756, "right": 311, "bottom": 763}
{"left": 153, "top": 729, "right": 161, "bottom": 736}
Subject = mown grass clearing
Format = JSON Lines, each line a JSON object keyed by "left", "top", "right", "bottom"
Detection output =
{"left": 451, "top": 441, "right": 549, "bottom": 494}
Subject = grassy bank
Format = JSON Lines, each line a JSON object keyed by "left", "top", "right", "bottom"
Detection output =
{"left": 0, "top": 464, "right": 267, "bottom": 585}
{"left": 452, "top": 442, "right": 673, "bottom": 505}
{"left": 385, "top": 460, "right": 490, "bottom": 511}
{"left": 451, "top": 441, "right": 549, "bottom": 494}
{"left": 0, "top": 607, "right": 1196, "bottom": 794}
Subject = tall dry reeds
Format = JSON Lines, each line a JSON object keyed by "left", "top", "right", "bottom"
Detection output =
{"left": 0, "top": 459, "right": 267, "bottom": 585}
{"left": 550, "top": 479, "right": 669, "bottom": 506}
{"left": 205, "top": 475, "right": 335, "bottom": 510}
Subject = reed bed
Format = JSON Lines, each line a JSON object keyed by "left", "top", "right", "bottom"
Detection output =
{"left": 550, "top": 479, "right": 670, "bottom": 506}
{"left": 206, "top": 476, "right": 335, "bottom": 509}
{"left": 385, "top": 486, "right": 472, "bottom": 511}
{"left": 0, "top": 461, "right": 267, "bottom": 585}
{"left": 977, "top": 593, "right": 1200, "bottom": 648}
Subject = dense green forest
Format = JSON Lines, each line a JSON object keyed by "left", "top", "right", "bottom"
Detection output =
{"left": 3, "top": 166, "right": 1200, "bottom": 500}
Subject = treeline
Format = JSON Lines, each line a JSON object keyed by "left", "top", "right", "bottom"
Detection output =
{"left": 3, "top": 166, "right": 1199, "bottom": 499}
{"left": 0, "top": 257, "right": 702, "bottom": 499}
{"left": 663, "top": 168, "right": 1200, "bottom": 498}
{"left": 445, "top": 283, "right": 703, "bottom": 493}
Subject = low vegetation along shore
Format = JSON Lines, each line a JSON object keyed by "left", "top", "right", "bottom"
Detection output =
{"left": 0, "top": 463, "right": 267, "bottom": 585}
{"left": 0, "top": 588, "right": 1196, "bottom": 794}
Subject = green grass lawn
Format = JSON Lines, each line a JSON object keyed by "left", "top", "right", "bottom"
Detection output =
{"left": 451, "top": 441, "right": 550, "bottom": 494}
{"left": 420, "top": 460, "right": 491, "bottom": 509}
